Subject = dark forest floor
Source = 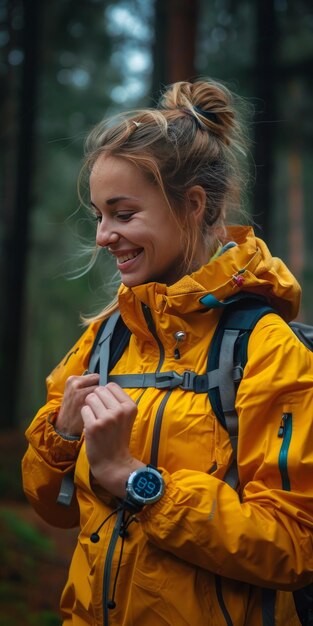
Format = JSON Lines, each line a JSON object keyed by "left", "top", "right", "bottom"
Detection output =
{"left": 0, "top": 430, "right": 77, "bottom": 626}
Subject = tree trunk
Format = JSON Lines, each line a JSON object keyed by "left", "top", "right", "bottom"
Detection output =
{"left": 151, "top": 0, "right": 199, "bottom": 102}
{"left": 1, "top": 0, "right": 42, "bottom": 428}
{"left": 253, "top": 0, "right": 278, "bottom": 242}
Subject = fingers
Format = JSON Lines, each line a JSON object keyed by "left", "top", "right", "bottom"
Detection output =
{"left": 56, "top": 373, "right": 100, "bottom": 436}
{"left": 64, "top": 374, "right": 100, "bottom": 405}
{"left": 80, "top": 404, "right": 95, "bottom": 429}
{"left": 100, "top": 382, "right": 134, "bottom": 405}
{"left": 65, "top": 373, "right": 99, "bottom": 391}
{"left": 82, "top": 383, "right": 137, "bottom": 422}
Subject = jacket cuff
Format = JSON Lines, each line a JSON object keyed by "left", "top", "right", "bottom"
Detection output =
{"left": 50, "top": 417, "right": 81, "bottom": 441}
{"left": 41, "top": 412, "right": 83, "bottom": 466}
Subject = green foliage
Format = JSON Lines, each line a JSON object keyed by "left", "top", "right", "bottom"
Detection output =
{"left": 0, "top": 508, "right": 62, "bottom": 626}
{"left": 29, "top": 612, "right": 61, "bottom": 626}
{"left": 0, "top": 508, "right": 53, "bottom": 556}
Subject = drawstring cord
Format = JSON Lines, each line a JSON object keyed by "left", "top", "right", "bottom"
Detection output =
{"left": 109, "top": 510, "right": 138, "bottom": 609}
{"left": 90, "top": 504, "right": 138, "bottom": 620}
{"left": 90, "top": 505, "right": 124, "bottom": 543}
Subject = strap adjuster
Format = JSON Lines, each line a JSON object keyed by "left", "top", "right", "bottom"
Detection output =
{"left": 180, "top": 370, "right": 197, "bottom": 390}
{"left": 155, "top": 371, "right": 184, "bottom": 389}
{"left": 155, "top": 370, "right": 210, "bottom": 393}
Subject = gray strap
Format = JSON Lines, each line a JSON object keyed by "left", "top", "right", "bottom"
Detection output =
{"left": 88, "top": 311, "right": 120, "bottom": 384}
{"left": 99, "top": 311, "right": 121, "bottom": 386}
{"left": 57, "top": 472, "right": 75, "bottom": 506}
{"left": 218, "top": 329, "right": 240, "bottom": 416}
{"left": 108, "top": 370, "right": 185, "bottom": 389}
{"left": 222, "top": 460, "right": 239, "bottom": 490}
{"left": 217, "top": 329, "right": 241, "bottom": 486}
{"left": 217, "top": 329, "right": 241, "bottom": 459}
{"left": 108, "top": 365, "right": 243, "bottom": 395}
{"left": 208, "top": 365, "right": 242, "bottom": 391}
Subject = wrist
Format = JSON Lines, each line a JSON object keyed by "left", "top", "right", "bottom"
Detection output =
{"left": 54, "top": 413, "right": 82, "bottom": 438}
{"left": 92, "top": 458, "right": 145, "bottom": 499}
{"left": 48, "top": 413, "right": 81, "bottom": 440}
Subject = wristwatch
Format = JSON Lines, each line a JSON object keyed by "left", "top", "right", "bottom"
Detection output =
{"left": 124, "top": 465, "right": 165, "bottom": 512}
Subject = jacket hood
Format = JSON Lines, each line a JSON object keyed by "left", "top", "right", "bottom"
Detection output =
{"left": 118, "top": 226, "right": 301, "bottom": 328}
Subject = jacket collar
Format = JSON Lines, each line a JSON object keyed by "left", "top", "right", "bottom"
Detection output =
{"left": 117, "top": 226, "right": 300, "bottom": 340}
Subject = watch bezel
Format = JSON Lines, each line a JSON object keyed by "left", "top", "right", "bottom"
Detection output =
{"left": 126, "top": 466, "right": 165, "bottom": 506}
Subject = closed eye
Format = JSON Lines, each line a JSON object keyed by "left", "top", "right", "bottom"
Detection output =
{"left": 116, "top": 212, "right": 134, "bottom": 222}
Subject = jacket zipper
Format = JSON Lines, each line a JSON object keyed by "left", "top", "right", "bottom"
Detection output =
{"left": 277, "top": 412, "right": 292, "bottom": 491}
{"left": 141, "top": 303, "right": 173, "bottom": 467}
{"left": 150, "top": 390, "right": 172, "bottom": 466}
{"left": 102, "top": 305, "right": 168, "bottom": 623}
{"left": 102, "top": 509, "right": 124, "bottom": 626}
{"left": 142, "top": 303, "right": 165, "bottom": 372}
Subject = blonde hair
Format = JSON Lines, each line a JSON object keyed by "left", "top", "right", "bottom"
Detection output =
{"left": 79, "top": 78, "right": 251, "bottom": 323}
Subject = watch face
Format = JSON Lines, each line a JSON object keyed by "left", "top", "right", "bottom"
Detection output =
{"left": 128, "top": 468, "right": 164, "bottom": 504}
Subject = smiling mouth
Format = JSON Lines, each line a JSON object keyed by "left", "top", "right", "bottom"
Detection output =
{"left": 117, "top": 250, "right": 142, "bottom": 264}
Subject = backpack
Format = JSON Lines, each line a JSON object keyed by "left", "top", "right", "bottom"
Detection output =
{"left": 87, "top": 294, "right": 313, "bottom": 485}
{"left": 59, "top": 293, "right": 313, "bottom": 625}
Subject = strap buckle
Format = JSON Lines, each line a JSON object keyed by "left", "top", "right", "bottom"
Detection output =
{"left": 180, "top": 370, "right": 197, "bottom": 390}
{"left": 155, "top": 370, "right": 209, "bottom": 392}
{"left": 155, "top": 371, "right": 184, "bottom": 389}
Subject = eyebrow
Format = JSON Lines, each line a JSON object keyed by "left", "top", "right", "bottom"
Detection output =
{"left": 90, "top": 196, "right": 137, "bottom": 209}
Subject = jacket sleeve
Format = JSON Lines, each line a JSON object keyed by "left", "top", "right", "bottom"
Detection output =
{"left": 139, "top": 313, "right": 313, "bottom": 590}
{"left": 22, "top": 322, "right": 100, "bottom": 528}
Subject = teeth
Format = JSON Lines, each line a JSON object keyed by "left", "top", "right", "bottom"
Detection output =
{"left": 117, "top": 251, "right": 140, "bottom": 263}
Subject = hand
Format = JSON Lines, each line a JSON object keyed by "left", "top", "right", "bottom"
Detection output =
{"left": 55, "top": 373, "right": 100, "bottom": 436}
{"left": 81, "top": 382, "right": 143, "bottom": 498}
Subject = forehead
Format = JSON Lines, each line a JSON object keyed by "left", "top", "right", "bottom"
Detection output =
{"left": 89, "top": 154, "right": 170, "bottom": 212}
{"left": 90, "top": 154, "right": 145, "bottom": 186}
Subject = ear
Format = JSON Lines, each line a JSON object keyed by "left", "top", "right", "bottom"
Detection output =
{"left": 186, "top": 186, "right": 206, "bottom": 224}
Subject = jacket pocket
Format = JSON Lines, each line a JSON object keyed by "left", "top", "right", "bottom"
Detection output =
{"left": 277, "top": 412, "right": 293, "bottom": 491}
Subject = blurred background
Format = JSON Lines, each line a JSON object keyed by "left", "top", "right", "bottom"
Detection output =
{"left": 0, "top": 0, "right": 312, "bottom": 623}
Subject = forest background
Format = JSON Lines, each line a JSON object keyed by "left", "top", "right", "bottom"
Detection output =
{"left": 0, "top": 0, "right": 312, "bottom": 624}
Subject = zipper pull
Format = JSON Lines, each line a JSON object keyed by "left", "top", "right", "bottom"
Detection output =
{"left": 278, "top": 413, "right": 288, "bottom": 438}
{"left": 173, "top": 331, "right": 186, "bottom": 360}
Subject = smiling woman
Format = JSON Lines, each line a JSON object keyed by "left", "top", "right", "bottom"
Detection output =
{"left": 22, "top": 78, "right": 313, "bottom": 626}
{"left": 78, "top": 78, "right": 247, "bottom": 319}
{"left": 89, "top": 154, "right": 206, "bottom": 287}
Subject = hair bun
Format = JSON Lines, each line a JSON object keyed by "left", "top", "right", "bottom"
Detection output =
{"left": 159, "top": 79, "right": 240, "bottom": 145}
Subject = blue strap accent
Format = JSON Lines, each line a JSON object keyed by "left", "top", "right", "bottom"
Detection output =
{"left": 200, "top": 291, "right": 267, "bottom": 309}
{"left": 200, "top": 293, "right": 234, "bottom": 308}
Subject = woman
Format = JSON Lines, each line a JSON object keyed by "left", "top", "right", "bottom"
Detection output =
{"left": 22, "top": 79, "right": 313, "bottom": 626}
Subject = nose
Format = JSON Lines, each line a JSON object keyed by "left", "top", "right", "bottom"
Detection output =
{"left": 96, "top": 219, "right": 120, "bottom": 248}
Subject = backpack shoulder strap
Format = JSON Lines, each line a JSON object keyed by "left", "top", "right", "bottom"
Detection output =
{"left": 57, "top": 311, "right": 131, "bottom": 507}
{"left": 290, "top": 321, "right": 313, "bottom": 351}
{"left": 88, "top": 311, "right": 131, "bottom": 385}
{"left": 207, "top": 299, "right": 275, "bottom": 488}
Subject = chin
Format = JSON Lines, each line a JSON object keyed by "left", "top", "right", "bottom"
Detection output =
{"left": 121, "top": 269, "right": 175, "bottom": 288}
{"left": 121, "top": 275, "right": 145, "bottom": 288}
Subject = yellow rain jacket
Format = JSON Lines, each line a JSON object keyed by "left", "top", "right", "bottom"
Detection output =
{"left": 22, "top": 227, "right": 313, "bottom": 626}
